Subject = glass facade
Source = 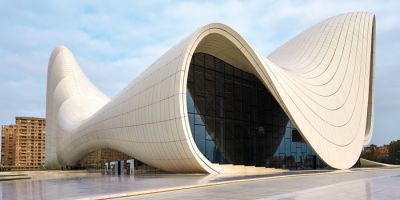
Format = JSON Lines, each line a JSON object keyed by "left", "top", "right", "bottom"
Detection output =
{"left": 187, "top": 53, "right": 325, "bottom": 169}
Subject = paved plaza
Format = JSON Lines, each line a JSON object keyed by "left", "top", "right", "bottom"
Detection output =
{"left": 1, "top": 168, "right": 399, "bottom": 199}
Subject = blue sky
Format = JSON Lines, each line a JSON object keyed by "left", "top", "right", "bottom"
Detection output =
{"left": 0, "top": 0, "right": 399, "bottom": 146}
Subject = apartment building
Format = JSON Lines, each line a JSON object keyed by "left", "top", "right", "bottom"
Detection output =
{"left": 1, "top": 117, "right": 45, "bottom": 170}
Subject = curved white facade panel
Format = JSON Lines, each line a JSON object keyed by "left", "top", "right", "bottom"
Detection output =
{"left": 45, "top": 12, "right": 375, "bottom": 173}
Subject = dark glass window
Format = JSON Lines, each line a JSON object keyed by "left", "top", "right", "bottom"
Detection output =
{"left": 292, "top": 129, "right": 304, "bottom": 143}
{"left": 187, "top": 53, "right": 325, "bottom": 169}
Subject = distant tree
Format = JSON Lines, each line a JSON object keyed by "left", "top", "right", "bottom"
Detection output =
{"left": 361, "top": 144, "right": 379, "bottom": 161}
{"left": 388, "top": 140, "right": 400, "bottom": 164}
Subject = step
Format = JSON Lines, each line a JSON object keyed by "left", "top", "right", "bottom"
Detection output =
{"left": 211, "top": 164, "right": 287, "bottom": 174}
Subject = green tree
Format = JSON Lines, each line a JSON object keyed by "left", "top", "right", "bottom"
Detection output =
{"left": 361, "top": 144, "right": 379, "bottom": 161}
{"left": 388, "top": 140, "right": 400, "bottom": 164}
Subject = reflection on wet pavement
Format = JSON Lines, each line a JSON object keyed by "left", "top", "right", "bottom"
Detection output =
{"left": 0, "top": 168, "right": 399, "bottom": 200}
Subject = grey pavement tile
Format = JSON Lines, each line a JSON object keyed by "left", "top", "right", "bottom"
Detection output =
{"left": 1, "top": 168, "right": 400, "bottom": 200}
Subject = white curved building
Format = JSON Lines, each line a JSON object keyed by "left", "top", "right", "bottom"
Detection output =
{"left": 45, "top": 12, "right": 375, "bottom": 173}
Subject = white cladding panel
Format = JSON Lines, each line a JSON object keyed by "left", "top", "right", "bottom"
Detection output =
{"left": 45, "top": 12, "right": 375, "bottom": 172}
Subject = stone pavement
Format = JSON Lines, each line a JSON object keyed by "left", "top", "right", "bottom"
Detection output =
{"left": 1, "top": 168, "right": 399, "bottom": 200}
{"left": 121, "top": 168, "right": 400, "bottom": 200}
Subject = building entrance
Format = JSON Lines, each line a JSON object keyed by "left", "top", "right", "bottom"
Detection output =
{"left": 187, "top": 53, "right": 325, "bottom": 169}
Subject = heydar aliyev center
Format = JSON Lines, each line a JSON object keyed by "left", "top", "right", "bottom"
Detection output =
{"left": 45, "top": 12, "right": 375, "bottom": 173}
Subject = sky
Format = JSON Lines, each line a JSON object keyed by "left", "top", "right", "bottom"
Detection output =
{"left": 0, "top": 0, "right": 399, "bottom": 146}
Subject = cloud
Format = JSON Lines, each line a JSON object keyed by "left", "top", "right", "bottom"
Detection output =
{"left": 0, "top": 0, "right": 399, "bottom": 146}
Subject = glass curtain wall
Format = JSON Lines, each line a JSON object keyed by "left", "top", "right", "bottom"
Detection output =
{"left": 187, "top": 53, "right": 325, "bottom": 169}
